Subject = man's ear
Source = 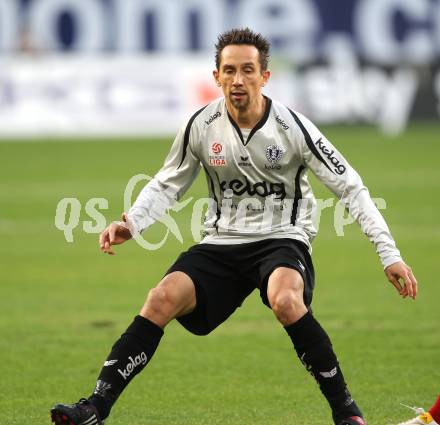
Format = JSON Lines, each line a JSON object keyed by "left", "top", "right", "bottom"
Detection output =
{"left": 262, "top": 69, "right": 271, "bottom": 87}
{"left": 213, "top": 70, "right": 221, "bottom": 87}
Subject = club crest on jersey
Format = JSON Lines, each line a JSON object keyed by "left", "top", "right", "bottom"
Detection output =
{"left": 209, "top": 142, "right": 227, "bottom": 166}
{"left": 265, "top": 145, "right": 284, "bottom": 170}
{"left": 266, "top": 145, "right": 284, "bottom": 163}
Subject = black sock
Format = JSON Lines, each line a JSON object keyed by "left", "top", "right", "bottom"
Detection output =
{"left": 284, "top": 312, "right": 362, "bottom": 422}
{"left": 88, "top": 315, "right": 164, "bottom": 419}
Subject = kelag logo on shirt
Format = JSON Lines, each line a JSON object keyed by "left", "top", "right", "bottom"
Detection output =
{"left": 219, "top": 177, "right": 286, "bottom": 200}
{"left": 205, "top": 111, "right": 221, "bottom": 126}
{"left": 315, "top": 138, "right": 346, "bottom": 175}
{"left": 275, "top": 115, "right": 289, "bottom": 130}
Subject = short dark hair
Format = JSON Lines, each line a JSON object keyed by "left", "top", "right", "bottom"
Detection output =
{"left": 215, "top": 28, "right": 270, "bottom": 71}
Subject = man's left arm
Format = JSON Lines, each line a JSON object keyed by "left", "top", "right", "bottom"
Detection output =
{"left": 293, "top": 111, "right": 418, "bottom": 299}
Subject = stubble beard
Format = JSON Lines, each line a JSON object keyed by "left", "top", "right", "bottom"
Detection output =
{"left": 230, "top": 94, "right": 250, "bottom": 112}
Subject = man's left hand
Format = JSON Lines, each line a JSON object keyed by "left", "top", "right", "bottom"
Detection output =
{"left": 384, "top": 261, "right": 418, "bottom": 299}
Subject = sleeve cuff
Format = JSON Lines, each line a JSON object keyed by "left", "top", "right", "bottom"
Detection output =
{"left": 125, "top": 216, "right": 142, "bottom": 236}
{"left": 381, "top": 255, "right": 403, "bottom": 269}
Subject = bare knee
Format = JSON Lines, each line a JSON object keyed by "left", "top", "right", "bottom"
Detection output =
{"left": 267, "top": 268, "right": 308, "bottom": 325}
{"left": 145, "top": 286, "right": 173, "bottom": 319}
{"left": 270, "top": 290, "right": 306, "bottom": 325}
{"left": 140, "top": 272, "right": 196, "bottom": 328}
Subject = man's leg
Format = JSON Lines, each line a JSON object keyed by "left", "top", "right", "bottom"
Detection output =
{"left": 51, "top": 271, "right": 196, "bottom": 424}
{"left": 267, "top": 267, "right": 365, "bottom": 425}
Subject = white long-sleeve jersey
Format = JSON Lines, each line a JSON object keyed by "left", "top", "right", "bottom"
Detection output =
{"left": 127, "top": 96, "right": 402, "bottom": 269}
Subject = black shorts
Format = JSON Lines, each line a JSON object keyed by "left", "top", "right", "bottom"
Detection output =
{"left": 165, "top": 238, "right": 315, "bottom": 335}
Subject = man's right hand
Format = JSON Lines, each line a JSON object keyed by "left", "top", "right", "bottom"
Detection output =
{"left": 99, "top": 213, "right": 133, "bottom": 255}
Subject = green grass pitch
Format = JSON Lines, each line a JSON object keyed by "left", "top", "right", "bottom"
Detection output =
{"left": 0, "top": 123, "right": 439, "bottom": 425}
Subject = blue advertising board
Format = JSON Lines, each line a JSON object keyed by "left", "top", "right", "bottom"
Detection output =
{"left": 0, "top": 0, "right": 438, "bottom": 134}
{"left": 1, "top": 0, "right": 439, "bottom": 65}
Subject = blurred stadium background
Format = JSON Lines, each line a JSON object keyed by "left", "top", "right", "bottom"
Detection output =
{"left": 0, "top": 1, "right": 439, "bottom": 424}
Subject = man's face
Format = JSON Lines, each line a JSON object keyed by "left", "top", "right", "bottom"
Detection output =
{"left": 214, "top": 44, "right": 270, "bottom": 112}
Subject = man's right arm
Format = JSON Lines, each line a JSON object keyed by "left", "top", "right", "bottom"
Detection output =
{"left": 100, "top": 117, "right": 202, "bottom": 254}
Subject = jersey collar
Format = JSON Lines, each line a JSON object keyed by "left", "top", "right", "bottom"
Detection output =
{"left": 227, "top": 95, "right": 272, "bottom": 146}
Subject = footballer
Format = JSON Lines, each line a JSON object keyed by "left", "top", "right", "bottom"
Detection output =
{"left": 51, "top": 28, "right": 418, "bottom": 425}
